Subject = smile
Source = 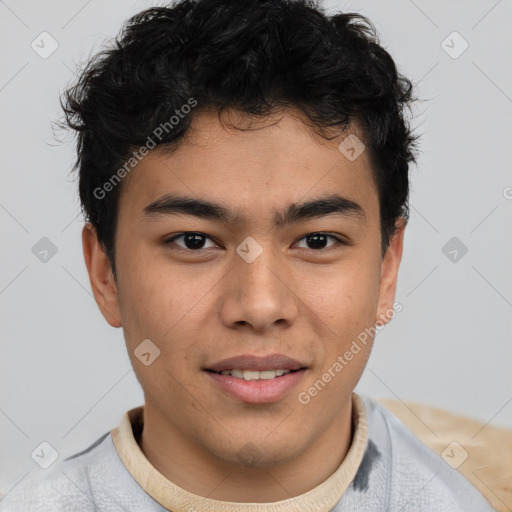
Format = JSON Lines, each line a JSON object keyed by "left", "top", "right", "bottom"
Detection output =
{"left": 208, "top": 368, "right": 297, "bottom": 380}
{"left": 204, "top": 368, "right": 307, "bottom": 403}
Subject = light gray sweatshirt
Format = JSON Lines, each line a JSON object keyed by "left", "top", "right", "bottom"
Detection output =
{"left": 0, "top": 394, "right": 496, "bottom": 511}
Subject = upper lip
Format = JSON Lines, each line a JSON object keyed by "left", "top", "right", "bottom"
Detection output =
{"left": 205, "top": 354, "right": 307, "bottom": 372}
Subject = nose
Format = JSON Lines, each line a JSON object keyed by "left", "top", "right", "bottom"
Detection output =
{"left": 219, "top": 243, "right": 299, "bottom": 333}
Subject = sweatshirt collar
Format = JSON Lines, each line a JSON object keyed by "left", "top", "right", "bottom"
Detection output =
{"left": 111, "top": 393, "right": 368, "bottom": 512}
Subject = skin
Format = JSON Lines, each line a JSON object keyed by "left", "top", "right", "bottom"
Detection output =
{"left": 82, "top": 107, "right": 405, "bottom": 502}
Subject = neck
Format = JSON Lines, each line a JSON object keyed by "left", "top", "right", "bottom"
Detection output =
{"left": 139, "top": 399, "right": 354, "bottom": 502}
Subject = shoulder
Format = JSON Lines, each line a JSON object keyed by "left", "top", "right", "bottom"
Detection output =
{"left": 357, "top": 395, "right": 496, "bottom": 511}
{"left": 0, "top": 432, "right": 122, "bottom": 511}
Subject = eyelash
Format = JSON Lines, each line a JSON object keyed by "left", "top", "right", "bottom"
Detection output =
{"left": 163, "top": 232, "right": 347, "bottom": 252}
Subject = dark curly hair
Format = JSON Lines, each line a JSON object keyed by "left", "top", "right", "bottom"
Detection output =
{"left": 62, "top": 0, "right": 418, "bottom": 280}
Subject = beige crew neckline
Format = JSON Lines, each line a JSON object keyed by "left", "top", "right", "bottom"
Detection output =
{"left": 111, "top": 393, "right": 368, "bottom": 512}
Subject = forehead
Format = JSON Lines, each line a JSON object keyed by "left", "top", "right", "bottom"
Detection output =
{"left": 118, "top": 109, "right": 379, "bottom": 226}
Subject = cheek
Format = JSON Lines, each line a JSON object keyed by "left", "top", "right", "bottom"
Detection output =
{"left": 301, "top": 257, "right": 381, "bottom": 335}
{"left": 116, "top": 257, "right": 217, "bottom": 385}
{"left": 116, "top": 242, "right": 197, "bottom": 330}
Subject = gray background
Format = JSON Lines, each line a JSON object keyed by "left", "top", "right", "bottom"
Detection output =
{"left": 1, "top": 0, "right": 511, "bottom": 498}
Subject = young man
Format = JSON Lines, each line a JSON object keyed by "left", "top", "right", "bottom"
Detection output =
{"left": 2, "top": 0, "right": 496, "bottom": 510}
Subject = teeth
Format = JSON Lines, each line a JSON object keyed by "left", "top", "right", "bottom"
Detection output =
{"left": 218, "top": 369, "right": 293, "bottom": 380}
{"left": 259, "top": 370, "right": 279, "bottom": 380}
{"left": 243, "top": 370, "right": 260, "bottom": 381}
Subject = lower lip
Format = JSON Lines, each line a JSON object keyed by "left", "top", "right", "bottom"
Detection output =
{"left": 205, "top": 370, "right": 307, "bottom": 404}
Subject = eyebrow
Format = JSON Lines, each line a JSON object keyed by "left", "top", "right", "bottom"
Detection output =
{"left": 143, "top": 193, "right": 366, "bottom": 226}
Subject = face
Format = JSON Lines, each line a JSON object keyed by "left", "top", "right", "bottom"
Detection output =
{"left": 83, "top": 108, "right": 404, "bottom": 470}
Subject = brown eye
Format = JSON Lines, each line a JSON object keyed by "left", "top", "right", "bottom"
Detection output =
{"left": 294, "top": 233, "right": 344, "bottom": 250}
{"left": 165, "top": 232, "right": 217, "bottom": 250}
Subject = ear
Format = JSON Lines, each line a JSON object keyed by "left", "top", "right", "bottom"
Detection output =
{"left": 82, "top": 223, "right": 122, "bottom": 328}
{"left": 375, "top": 218, "right": 406, "bottom": 325}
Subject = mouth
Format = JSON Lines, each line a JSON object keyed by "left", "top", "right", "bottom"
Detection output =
{"left": 204, "top": 367, "right": 306, "bottom": 380}
{"left": 203, "top": 354, "right": 308, "bottom": 403}
{"left": 204, "top": 353, "right": 307, "bottom": 373}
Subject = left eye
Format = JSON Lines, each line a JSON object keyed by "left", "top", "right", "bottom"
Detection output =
{"left": 165, "top": 232, "right": 344, "bottom": 251}
{"left": 294, "top": 233, "right": 344, "bottom": 250}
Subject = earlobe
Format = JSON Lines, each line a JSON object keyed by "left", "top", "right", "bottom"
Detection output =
{"left": 375, "top": 218, "right": 406, "bottom": 326}
{"left": 82, "top": 223, "right": 122, "bottom": 328}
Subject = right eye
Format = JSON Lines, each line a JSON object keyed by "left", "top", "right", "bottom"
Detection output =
{"left": 163, "top": 232, "right": 219, "bottom": 251}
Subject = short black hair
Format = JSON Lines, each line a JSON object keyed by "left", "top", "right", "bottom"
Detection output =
{"left": 62, "top": 0, "right": 418, "bottom": 280}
